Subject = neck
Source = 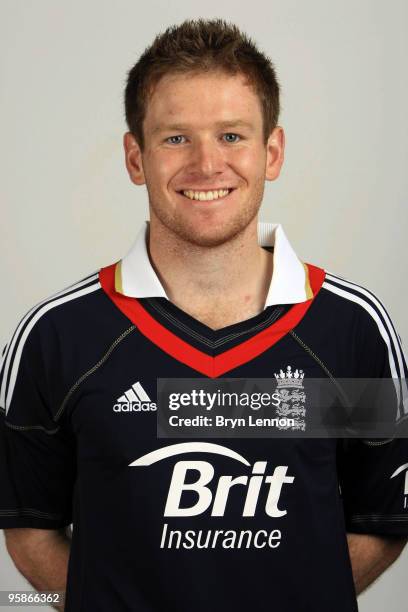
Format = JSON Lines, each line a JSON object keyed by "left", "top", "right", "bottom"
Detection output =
{"left": 147, "top": 215, "right": 274, "bottom": 317}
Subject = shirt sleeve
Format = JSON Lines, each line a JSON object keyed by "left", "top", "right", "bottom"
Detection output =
{"left": 337, "top": 295, "right": 408, "bottom": 536}
{"left": 0, "top": 310, "right": 76, "bottom": 529}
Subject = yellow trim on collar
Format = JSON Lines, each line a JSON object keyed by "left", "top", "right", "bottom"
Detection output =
{"left": 114, "top": 261, "right": 124, "bottom": 294}
{"left": 303, "top": 262, "right": 313, "bottom": 299}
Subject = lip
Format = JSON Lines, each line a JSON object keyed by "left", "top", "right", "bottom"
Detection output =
{"left": 177, "top": 187, "right": 236, "bottom": 192}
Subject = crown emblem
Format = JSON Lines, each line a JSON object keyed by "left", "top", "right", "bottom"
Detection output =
{"left": 274, "top": 365, "right": 305, "bottom": 388}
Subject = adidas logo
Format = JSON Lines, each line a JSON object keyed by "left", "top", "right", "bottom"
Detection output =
{"left": 113, "top": 381, "right": 157, "bottom": 412}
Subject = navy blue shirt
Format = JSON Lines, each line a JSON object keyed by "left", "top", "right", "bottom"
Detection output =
{"left": 0, "top": 261, "right": 407, "bottom": 612}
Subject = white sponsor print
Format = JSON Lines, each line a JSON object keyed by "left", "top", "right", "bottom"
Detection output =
{"left": 113, "top": 381, "right": 157, "bottom": 412}
{"left": 129, "top": 442, "right": 295, "bottom": 550}
{"left": 390, "top": 463, "right": 408, "bottom": 508}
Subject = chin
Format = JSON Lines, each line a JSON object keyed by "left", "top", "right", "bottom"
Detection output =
{"left": 177, "top": 218, "right": 257, "bottom": 248}
{"left": 149, "top": 197, "right": 261, "bottom": 247}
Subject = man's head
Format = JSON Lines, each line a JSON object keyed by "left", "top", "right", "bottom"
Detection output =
{"left": 123, "top": 18, "right": 285, "bottom": 247}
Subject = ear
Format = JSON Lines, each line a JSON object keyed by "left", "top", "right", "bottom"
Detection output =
{"left": 265, "top": 126, "right": 285, "bottom": 182}
{"left": 123, "top": 132, "right": 146, "bottom": 185}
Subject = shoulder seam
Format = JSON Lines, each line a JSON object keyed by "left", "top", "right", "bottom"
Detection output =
{"left": 55, "top": 324, "right": 136, "bottom": 421}
{"left": 5, "top": 420, "right": 61, "bottom": 434}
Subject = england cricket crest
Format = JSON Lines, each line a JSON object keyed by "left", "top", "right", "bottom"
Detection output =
{"left": 274, "top": 366, "right": 307, "bottom": 431}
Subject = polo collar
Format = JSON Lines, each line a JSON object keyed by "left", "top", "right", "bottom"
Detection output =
{"left": 115, "top": 220, "right": 313, "bottom": 306}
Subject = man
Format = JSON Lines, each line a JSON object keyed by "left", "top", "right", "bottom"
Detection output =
{"left": 1, "top": 18, "right": 407, "bottom": 612}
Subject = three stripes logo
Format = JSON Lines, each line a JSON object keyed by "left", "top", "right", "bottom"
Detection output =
{"left": 113, "top": 381, "right": 157, "bottom": 412}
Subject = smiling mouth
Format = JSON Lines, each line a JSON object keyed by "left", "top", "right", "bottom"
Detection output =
{"left": 178, "top": 188, "right": 236, "bottom": 202}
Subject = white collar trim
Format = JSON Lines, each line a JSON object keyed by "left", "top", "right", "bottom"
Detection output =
{"left": 119, "top": 220, "right": 310, "bottom": 306}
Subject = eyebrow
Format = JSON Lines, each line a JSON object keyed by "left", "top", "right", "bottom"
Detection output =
{"left": 151, "top": 120, "right": 255, "bottom": 135}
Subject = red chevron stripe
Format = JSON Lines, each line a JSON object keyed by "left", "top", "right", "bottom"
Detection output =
{"left": 99, "top": 262, "right": 325, "bottom": 378}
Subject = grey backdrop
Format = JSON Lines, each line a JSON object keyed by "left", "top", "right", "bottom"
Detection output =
{"left": 1, "top": 1, "right": 407, "bottom": 610}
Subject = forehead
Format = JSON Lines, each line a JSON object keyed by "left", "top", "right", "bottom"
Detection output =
{"left": 144, "top": 71, "right": 263, "bottom": 132}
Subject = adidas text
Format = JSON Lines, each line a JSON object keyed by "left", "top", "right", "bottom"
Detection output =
{"left": 113, "top": 401, "right": 157, "bottom": 412}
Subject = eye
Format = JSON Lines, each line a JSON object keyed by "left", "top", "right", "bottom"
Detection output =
{"left": 165, "top": 135, "right": 186, "bottom": 145}
{"left": 223, "top": 133, "right": 241, "bottom": 143}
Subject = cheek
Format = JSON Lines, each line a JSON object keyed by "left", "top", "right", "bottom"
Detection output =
{"left": 229, "top": 148, "right": 265, "bottom": 178}
{"left": 147, "top": 151, "right": 184, "bottom": 187}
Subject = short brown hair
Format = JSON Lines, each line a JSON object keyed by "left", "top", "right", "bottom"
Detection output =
{"left": 124, "top": 18, "right": 281, "bottom": 151}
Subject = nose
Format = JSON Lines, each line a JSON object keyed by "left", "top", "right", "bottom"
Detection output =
{"left": 187, "top": 137, "right": 225, "bottom": 177}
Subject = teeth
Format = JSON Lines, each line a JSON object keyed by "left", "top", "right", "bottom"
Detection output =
{"left": 182, "top": 189, "right": 231, "bottom": 201}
